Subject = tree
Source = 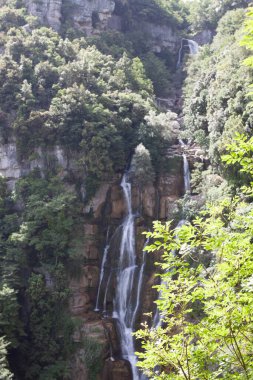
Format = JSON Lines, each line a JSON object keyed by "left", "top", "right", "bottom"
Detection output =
{"left": 130, "top": 143, "right": 155, "bottom": 187}
{"left": 136, "top": 137, "right": 253, "bottom": 379}
{"left": 136, "top": 11, "right": 253, "bottom": 377}
{"left": 0, "top": 336, "right": 13, "bottom": 380}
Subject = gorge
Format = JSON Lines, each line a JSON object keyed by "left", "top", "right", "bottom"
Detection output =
{"left": 0, "top": 1, "right": 253, "bottom": 380}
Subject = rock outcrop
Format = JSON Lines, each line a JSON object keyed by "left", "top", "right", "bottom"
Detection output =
{"left": 66, "top": 0, "right": 115, "bottom": 35}
{"left": 70, "top": 154, "right": 184, "bottom": 379}
{"left": 24, "top": 0, "right": 116, "bottom": 35}
{"left": 22, "top": 0, "right": 180, "bottom": 53}
{"left": 25, "top": 0, "right": 62, "bottom": 30}
{"left": 0, "top": 143, "right": 69, "bottom": 189}
{"left": 142, "top": 22, "right": 179, "bottom": 53}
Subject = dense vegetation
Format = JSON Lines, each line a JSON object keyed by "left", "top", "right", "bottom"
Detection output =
{"left": 0, "top": 0, "right": 182, "bottom": 378}
{"left": 1, "top": 0, "right": 253, "bottom": 378}
{"left": 135, "top": 4, "right": 253, "bottom": 380}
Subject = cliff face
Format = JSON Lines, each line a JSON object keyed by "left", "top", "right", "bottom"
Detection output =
{"left": 25, "top": 0, "right": 62, "bottom": 30}
{"left": 0, "top": 1, "right": 184, "bottom": 377}
{"left": 24, "top": 0, "right": 115, "bottom": 33}
{"left": 23, "top": 0, "right": 179, "bottom": 52}
{"left": 69, "top": 155, "right": 183, "bottom": 379}
{"left": 0, "top": 140, "right": 184, "bottom": 379}
{"left": 0, "top": 143, "right": 67, "bottom": 189}
{"left": 65, "top": 0, "right": 116, "bottom": 35}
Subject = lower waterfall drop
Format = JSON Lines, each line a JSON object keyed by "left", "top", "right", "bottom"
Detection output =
{"left": 183, "top": 154, "right": 191, "bottom": 193}
{"left": 179, "top": 139, "right": 191, "bottom": 193}
{"left": 112, "top": 172, "right": 139, "bottom": 380}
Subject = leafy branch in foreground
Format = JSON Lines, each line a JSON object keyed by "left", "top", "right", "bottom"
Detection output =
{"left": 135, "top": 134, "right": 253, "bottom": 379}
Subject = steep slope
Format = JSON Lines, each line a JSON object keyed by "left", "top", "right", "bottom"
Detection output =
{"left": 0, "top": 1, "right": 186, "bottom": 379}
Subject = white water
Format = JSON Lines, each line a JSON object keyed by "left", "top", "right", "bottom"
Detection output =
{"left": 132, "top": 238, "right": 149, "bottom": 328}
{"left": 95, "top": 245, "right": 110, "bottom": 311}
{"left": 103, "top": 272, "right": 112, "bottom": 315}
{"left": 113, "top": 173, "right": 139, "bottom": 380}
{"left": 95, "top": 228, "right": 110, "bottom": 312}
{"left": 188, "top": 39, "right": 199, "bottom": 55}
{"left": 177, "top": 38, "right": 199, "bottom": 68}
{"left": 179, "top": 139, "right": 191, "bottom": 193}
{"left": 183, "top": 154, "right": 191, "bottom": 193}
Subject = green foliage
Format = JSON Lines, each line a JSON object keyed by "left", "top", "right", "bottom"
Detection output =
{"left": 0, "top": 172, "right": 83, "bottom": 378}
{"left": 120, "top": 0, "right": 187, "bottom": 27}
{"left": 12, "top": 173, "right": 82, "bottom": 265}
{"left": 187, "top": 0, "right": 249, "bottom": 32}
{"left": 0, "top": 336, "right": 13, "bottom": 380}
{"left": 23, "top": 270, "right": 74, "bottom": 380}
{"left": 0, "top": 11, "right": 167, "bottom": 188}
{"left": 136, "top": 204, "right": 253, "bottom": 378}
{"left": 81, "top": 336, "right": 103, "bottom": 380}
{"left": 130, "top": 143, "right": 155, "bottom": 186}
{"left": 183, "top": 8, "right": 252, "bottom": 170}
{"left": 141, "top": 52, "right": 171, "bottom": 96}
{"left": 0, "top": 6, "right": 27, "bottom": 32}
{"left": 0, "top": 285, "right": 22, "bottom": 349}
{"left": 138, "top": 109, "right": 179, "bottom": 173}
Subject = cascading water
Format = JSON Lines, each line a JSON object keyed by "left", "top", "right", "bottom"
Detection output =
{"left": 112, "top": 172, "right": 139, "bottom": 379}
{"left": 95, "top": 230, "right": 110, "bottom": 312}
{"left": 132, "top": 238, "right": 149, "bottom": 328}
{"left": 183, "top": 154, "right": 191, "bottom": 193}
{"left": 177, "top": 38, "right": 199, "bottom": 68}
{"left": 188, "top": 39, "right": 199, "bottom": 55}
{"left": 94, "top": 171, "right": 148, "bottom": 379}
{"left": 179, "top": 139, "right": 191, "bottom": 193}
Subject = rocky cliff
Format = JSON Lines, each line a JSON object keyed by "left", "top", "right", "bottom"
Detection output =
{"left": 68, "top": 154, "right": 184, "bottom": 379}
{"left": 22, "top": 0, "right": 180, "bottom": 52}
{"left": 0, "top": 140, "right": 184, "bottom": 379}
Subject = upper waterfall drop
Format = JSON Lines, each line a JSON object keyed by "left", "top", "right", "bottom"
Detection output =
{"left": 188, "top": 39, "right": 199, "bottom": 55}
{"left": 177, "top": 38, "right": 199, "bottom": 68}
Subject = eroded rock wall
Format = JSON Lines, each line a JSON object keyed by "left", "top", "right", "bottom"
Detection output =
{"left": 22, "top": 0, "right": 179, "bottom": 53}
{"left": 0, "top": 139, "right": 184, "bottom": 379}
{"left": 25, "top": 0, "right": 62, "bottom": 30}
{"left": 24, "top": 0, "right": 116, "bottom": 34}
{"left": 0, "top": 142, "right": 68, "bottom": 189}
{"left": 70, "top": 154, "right": 183, "bottom": 379}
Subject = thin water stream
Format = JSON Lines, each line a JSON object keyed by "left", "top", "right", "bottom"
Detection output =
{"left": 112, "top": 173, "right": 139, "bottom": 379}
{"left": 177, "top": 38, "right": 199, "bottom": 67}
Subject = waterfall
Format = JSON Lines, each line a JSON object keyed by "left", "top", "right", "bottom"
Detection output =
{"left": 112, "top": 172, "right": 139, "bottom": 380}
{"left": 177, "top": 38, "right": 199, "bottom": 68}
{"left": 94, "top": 170, "right": 148, "bottom": 378}
{"left": 179, "top": 139, "right": 191, "bottom": 193}
{"left": 95, "top": 228, "right": 110, "bottom": 312}
{"left": 177, "top": 38, "right": 187, "bottom": 68}
{"left": 188, "top": 39, "right": 199, "bottom": 55}
{"left": 183, "top": 154, "right": 191, "bottom": 193}
{"left": 103, "top": 272, "right": 112, "bottom": 315}
{"left": 132, "top": 238, "right": 149, "bottom": 328}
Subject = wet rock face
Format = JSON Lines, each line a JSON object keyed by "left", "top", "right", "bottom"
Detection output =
{"left": 74, "top": 163, "right": 184, "bottom": 379}
{"left": 0, "top": 138, "right": 184, "bottom": 379}
{"left": 102, "top": 358, "right": 132, "bottom": 380}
